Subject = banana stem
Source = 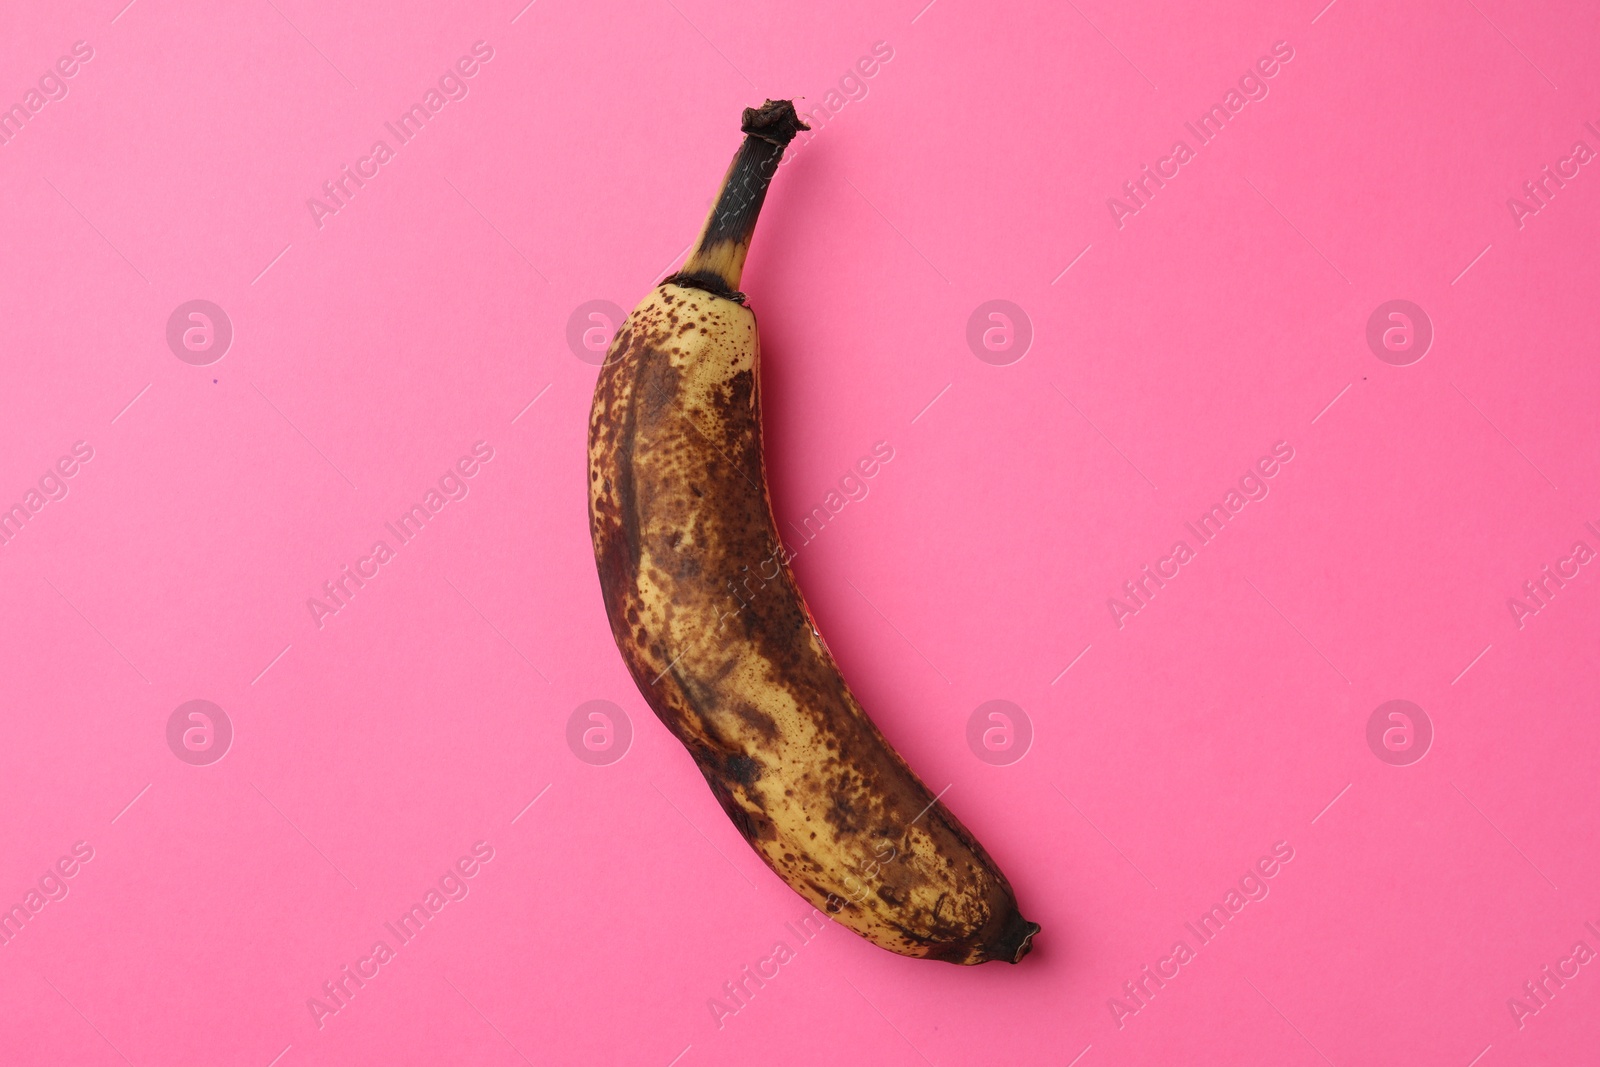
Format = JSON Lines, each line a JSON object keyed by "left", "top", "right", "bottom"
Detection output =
{"left": 669, "top": 99, "right": 808, "bottom": 301}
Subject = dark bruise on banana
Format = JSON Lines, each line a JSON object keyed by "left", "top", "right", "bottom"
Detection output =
{"left": 587, "top": 100, "right": 1038, "bottom": 964}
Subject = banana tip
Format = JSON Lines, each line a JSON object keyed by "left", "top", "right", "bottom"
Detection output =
{"left": 976, "top": 913, "right": 1040, "bottom": 964}
{"left": 1006, "top": 920, "right": 1042, "bottom": 964}
{"left": 740, "top": 99, "right": 810, "bottom": 146}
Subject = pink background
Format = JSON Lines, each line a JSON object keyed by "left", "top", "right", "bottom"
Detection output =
{"left": 3, "top": 0, "right": 1599, "bottom": 1063}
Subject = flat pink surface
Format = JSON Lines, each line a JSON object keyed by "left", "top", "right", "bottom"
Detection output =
{"left": 3, "top": 1, "right": 1598, "bottom": 1064}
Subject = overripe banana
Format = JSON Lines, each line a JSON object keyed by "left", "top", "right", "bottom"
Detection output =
{"left": 586, "top": 100, "right": 1038, "bottom": 964}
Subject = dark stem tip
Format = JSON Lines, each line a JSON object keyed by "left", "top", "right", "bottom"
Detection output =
{"left": 1005, "top": 920, "right": 1042, "bottom": 964}
{"left": 740, "top": 99, "right": 810, "bottom": 147}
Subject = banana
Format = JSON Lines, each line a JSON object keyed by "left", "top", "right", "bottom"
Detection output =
{"left": 587, "top": 100, "right": 1038, "bottom": 964}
